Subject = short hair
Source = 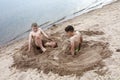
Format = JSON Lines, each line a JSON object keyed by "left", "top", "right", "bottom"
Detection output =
{"left": 31, "top": 23, "right": 38, "bottom": 27}
{"left": 65, "top": 25, "right": 74, "bottom": 32}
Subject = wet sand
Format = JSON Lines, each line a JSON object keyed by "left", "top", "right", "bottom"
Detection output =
{"left": 13, "top": 31, "right": 112, "bottom": 76}
{"left": 0, "top": 0, "right": 120, "bottom": 80}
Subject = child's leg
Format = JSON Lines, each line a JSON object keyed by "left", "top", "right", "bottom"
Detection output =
{"left": 35, "top": 37, "right": 46, "bottom": 52}
{"left": 44, "top": 41, "right": 56, "bottom": 48}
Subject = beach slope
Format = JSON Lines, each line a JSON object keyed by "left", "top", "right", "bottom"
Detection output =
{"left": 0, "top": 0, "right": 120, "bottom": 80}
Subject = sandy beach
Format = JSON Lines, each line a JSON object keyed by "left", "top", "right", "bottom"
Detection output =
{"left": 0, "top": 0, "right": 120, "bottom": 80}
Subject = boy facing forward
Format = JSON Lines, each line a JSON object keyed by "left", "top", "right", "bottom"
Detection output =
{"left": 65, "top": 25, "right": 83, "bottom": 55}
{"left": 28, "top": 23, "right": 57, "bottom": 52}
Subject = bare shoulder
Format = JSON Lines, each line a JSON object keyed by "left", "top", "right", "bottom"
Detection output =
{"left": 69, "top": 37, "right": 75, "bottom": 43}
{"left": 38, "top": 28, "right": 43, "bottom": 32}
{"left": 38, "top": 27, "right": 42, "bottom": 30}
{"left": 29, "top": 31, "right": 33, "bottom": 36}
{"left": 76, "top": 31, "right": 81, "bottom": 35}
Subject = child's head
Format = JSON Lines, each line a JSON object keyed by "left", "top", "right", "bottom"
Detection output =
{"left": 65, "top": 25, "right": 74, "bottom": 37}
{"left": 31, "top": 23, "right": 38, "bottom": 32}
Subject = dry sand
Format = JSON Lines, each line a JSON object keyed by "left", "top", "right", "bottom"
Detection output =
{"left": 12, "top": 31, "right": 111, "bottom": 76}
{"left": 0, "top": 0, "right": 120, "bottom": 80}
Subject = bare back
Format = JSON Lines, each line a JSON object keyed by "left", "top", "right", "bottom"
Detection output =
{"left": 69, "top": 31, "right": 82, "bottom": 49}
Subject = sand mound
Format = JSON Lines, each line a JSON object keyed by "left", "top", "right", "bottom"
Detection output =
{"left": 12, "top": 30, "right": 112, "bottom": 76}
{"left": 80, "top": 30, "right": 104, "bottom": 36}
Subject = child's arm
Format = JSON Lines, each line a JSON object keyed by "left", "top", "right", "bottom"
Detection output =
{"left": 39, "top": 28, "right": 49, "bottom": 39}
{"left": 28, "top": 32, "right": 32, "bottom": 52}
{"left": 70, "top": 39, "right": 75, "bottom": 55}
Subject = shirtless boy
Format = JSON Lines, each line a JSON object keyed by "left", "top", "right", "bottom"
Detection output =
{"left": 65, "top": 25, "right": 83, "bottom": 55}
{"left": 28, "top": 23, "right": 57, "bottom": 52}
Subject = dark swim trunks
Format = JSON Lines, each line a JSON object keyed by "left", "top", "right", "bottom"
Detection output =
{"left": 35, "top": 40, "right": 47, "bottom": 49}
{"left": 75, "top": 43, "right": 82, "bottom": 53}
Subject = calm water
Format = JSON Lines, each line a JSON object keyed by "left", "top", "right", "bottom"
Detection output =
{"left": 0, "top": 0, "right": 114, "bottom": 45}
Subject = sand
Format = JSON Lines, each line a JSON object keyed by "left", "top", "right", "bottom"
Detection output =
{"left": 0, "top": 0, "right": 120, "bottom": 80}
{"left": 12, "top": 31, "right": 112, "bottom": 76}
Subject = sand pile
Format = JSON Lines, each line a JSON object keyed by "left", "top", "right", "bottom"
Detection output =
{"left": 12, "top": 30, "right": 112, "bottom": 76}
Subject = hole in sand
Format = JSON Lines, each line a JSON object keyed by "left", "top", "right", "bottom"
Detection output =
{"left": 12, "top": 30, "right": 111, "bottom": 76}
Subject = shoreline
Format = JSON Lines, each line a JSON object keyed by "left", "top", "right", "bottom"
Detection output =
{"left": 0, "top": 0, "right": 116, "bottom": 47}
{"left": 0, "top": 0, "right": 120, "bottom": 80}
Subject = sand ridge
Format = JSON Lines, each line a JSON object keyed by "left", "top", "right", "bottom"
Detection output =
{"left": 12, "top": 30, "right": 112, "bottom": 76}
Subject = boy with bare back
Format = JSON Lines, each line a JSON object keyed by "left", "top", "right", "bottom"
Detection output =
{"left": 65, "top": 25, "right": 83, "bottom": 55}
{"left": 28, "top": 23, "right": 57, "bottom": 52}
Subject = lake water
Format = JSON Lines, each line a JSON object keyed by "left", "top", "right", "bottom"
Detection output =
{"left": 0, "top": 0, "right": 115, "bottom": 45}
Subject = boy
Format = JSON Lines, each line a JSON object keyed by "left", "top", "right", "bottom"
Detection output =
{"left": 28, "top": 23, "right": 57, "bottom": 52}
{"left": 65, "top": 25, "right": 83, "bottom": 55}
